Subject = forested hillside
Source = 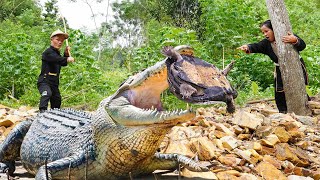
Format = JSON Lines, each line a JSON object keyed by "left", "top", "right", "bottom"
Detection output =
{"left": 0, "top": 0, "right": 319, "bottom": 110}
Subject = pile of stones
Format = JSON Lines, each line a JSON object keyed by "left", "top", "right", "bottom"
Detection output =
{"left": 160, "top": 101, "right": 320, "bottom": 179}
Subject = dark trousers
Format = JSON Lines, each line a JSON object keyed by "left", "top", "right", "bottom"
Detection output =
{"left": 274, "top": 89, "right": 310, "bottom": 113}
{"left": 38, "top": 81, "right": 61, "bottom": 111}
{"left": 274, "top": 59, "right": 309, "bottom": 113}
{"left": 275, "top": 90, "right": 287, "bottom": 113}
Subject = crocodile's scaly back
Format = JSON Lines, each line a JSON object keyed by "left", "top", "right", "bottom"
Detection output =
{"left": 20, "top": 109, "right": 95, "bottom": 178}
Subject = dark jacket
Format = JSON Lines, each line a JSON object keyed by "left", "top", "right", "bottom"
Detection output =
{"left": 37, "top": 46, "right": 68, "bottom": 85}
{"left": 248, "top": 35, "right": 306, "bottom": 64}
{"left": 247, "top": 35, "right": 308, "bottom": 90}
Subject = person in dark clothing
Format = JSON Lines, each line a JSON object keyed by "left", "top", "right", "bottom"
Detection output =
{"left": 237, "top": 20, "right": 308, "bottom": 113}
{"left": 37, "top": 29, "right": 75, "bottom": 112}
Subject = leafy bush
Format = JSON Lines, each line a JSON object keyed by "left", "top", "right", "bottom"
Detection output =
{"left": 1, "top": 0, "right": 320, "bottom": 111}
{"left": 126, "top": 20, "right": 206, "bottom": 72}
{"left": 235, "top": 82, "right": 274, "bottom": 106}
{"left": 0, "top": 22, "right": 40, "bottom": 99}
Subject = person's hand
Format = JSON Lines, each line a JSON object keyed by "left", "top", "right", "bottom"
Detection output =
{"left": 237, "top": 45, "right": 250, "bottom": 54}
{"left": 67, "top": 57, "right": 75, "bottom": 63}
{"left": 282, "top": 32, "right": 298, "bottom": 44}
{"left": 64, "top": 46, "right": 71, "bottom": 56}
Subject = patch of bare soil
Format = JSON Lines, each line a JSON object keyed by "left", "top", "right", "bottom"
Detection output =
{"left": 0, "top": 161, "right": 33, "bottom": 180}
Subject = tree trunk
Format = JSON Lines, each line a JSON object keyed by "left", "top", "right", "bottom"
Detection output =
{"left": 265, "top": 0, "right": 311, "bottom": 115}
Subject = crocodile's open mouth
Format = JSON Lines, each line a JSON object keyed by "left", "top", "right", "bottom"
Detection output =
{"left": 125, "top": 68, "right": 168, "bottom": 111}
{"left": 106, "top": 62, "right": 195, "bottom": 126}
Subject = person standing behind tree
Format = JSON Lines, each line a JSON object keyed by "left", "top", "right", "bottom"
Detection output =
{"left": 237, "top": 20, "right": 309, "bottom": 113}
{"left": 37, "top": 29, "right": 75, "bottom": 112}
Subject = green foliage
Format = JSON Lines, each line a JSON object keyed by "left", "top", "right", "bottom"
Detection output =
{"left": 42, "top": 0, "right": 67, "bottom": 29}
{"left": 200, "top": 0, "right": 266, "bottom": 57}
{"left": 0, "top": 0, "right": 41, "bottom": 21}
{"left": 135, "top": 0, "right": 202, "bottom": 29}
{"left": 124, "top": 20, "right": 206, "bottom": 73}
{"left": 109, "top": 0, "right": 202, "bottom": 49}
{"left": 0, "top": 22, "right": 40, "bottom": 99}
{"left": 230, "top": 54, "right": 274, "bottom": 90}
{"left": 43, "top": 0, "right": 59, "bottom": 20}
{"left": 108, "top": 1, "right": 142, "bottom": 48}
{"left": 284, "top": 0, "right": 320, "bottom": 89}
{"left": 235, "top": 82, "right": 274, "bottom": 106}
{"left": 16, "top": 8, "right": 43, "bottom": 26}
{"left": 161, "top": 90, "right": 188, "bottom": 110}
{"left": 115, "top": 0, "right": 200, "bottom": 25}
{"left": 251, "top": 82, "right": 259, "bottom": 95}
{"left": 198, "top": 0, "right": 273, "bottom": 91}
{"left": 1, "top": 0, "right": 320, "bottom": 111}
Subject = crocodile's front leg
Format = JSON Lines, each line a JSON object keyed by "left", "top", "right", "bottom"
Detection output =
{"left": 0, "top": 120, "right": 32, "bottom": 175}
{"left": 136, "top": 152, "right": 209, "bottom": 176}
{"left": 34, "top": 150, "right": 91, "bottom": 180}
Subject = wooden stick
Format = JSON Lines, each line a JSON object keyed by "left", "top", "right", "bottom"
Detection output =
{"left": 153, "top": 172, "right": 158, "bottom": 180}
{"left": 85, "top": 150, "right": 88, "bottom": 180}
{"left": 7, "top": 95, "right": 19, "bottom": 102}
{"left": 68, "top": 160, "right": 71, "bottom": 180}
{"left": 59, "top": 12, "right": 71, "bottom": 56}
{"left": 246, "top": 98, "right": 275, "bottom": 104}
{"left": 45, "top": 157, "right": 49, "bottom": 180}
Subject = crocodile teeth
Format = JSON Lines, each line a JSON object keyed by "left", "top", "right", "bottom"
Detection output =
{"left": 171, "top": 110, "right": 176, "bottom": 115}
{"left": 145, "top": 109, "right": 158, "bottom": 115}
{"left": 151, "top": 109, "right": 158, "bottom": 114}
{"left": 172, "top": 110, "right": 178, "bottom": 116}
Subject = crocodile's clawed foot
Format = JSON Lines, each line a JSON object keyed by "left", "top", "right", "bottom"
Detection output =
{"left": 0, "top": 166, "right": 16, "bottom": 180}
{"left": 0, "top": 162, "right": 15, "bottom": 176}
{"left": 0, "top": 163, "right": 7, "bottom": 173}
{"left": 155, "top": 153, "right": 210, "bottom": 172}
{"left": 184, "top": 164, "right": 210, "bottom": 172}
{"left": 182, "top": 161, "right": 210, "bottom": 172}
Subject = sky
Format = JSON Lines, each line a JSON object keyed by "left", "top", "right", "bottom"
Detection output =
{"left": 39, "top": 0, "right": 115, "bottom": 32}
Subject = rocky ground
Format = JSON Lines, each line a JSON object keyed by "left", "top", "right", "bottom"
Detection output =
{"left": 0, "top": 98, "right": 319, "bottom": 180}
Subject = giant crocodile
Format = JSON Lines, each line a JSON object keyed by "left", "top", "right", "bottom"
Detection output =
{"left": 0, "top": 46, "right": 236, "bottom": 179}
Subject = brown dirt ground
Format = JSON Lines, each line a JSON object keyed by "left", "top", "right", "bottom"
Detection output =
{"left": 0, "top": 163, "right": 198, "bottom": 180}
